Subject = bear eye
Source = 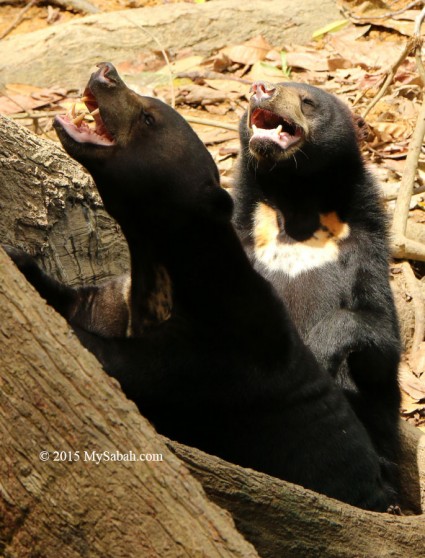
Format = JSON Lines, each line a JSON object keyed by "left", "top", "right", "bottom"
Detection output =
{"left": 141, "top": 111, "right": 155, "bottom": 126}
{"left": 302, "top": 97, "right": 315, "bottom": 108}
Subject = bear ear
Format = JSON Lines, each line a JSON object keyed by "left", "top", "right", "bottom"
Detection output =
{"left": 351, "top": 113, "right": 369, "bottom": 143}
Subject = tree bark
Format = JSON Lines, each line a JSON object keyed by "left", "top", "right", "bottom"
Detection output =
{"left": 0, "top": 246, "right": 259, "bottom": 558}
{"left": 0, "top": 114, "right": 129, "bottom": 285}
{"left": 168, "top": 428, "right": 425, "bottom": 558}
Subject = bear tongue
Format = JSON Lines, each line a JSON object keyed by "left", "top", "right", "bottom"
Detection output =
{"left": 251, "top": 123, "right": 301, "bottom": 149}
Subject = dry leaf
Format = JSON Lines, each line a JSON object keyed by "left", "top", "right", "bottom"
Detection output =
{"left": 247, "top": 61, "right": 286, "bottom": 83}
{"left": 285, "top": 52, "right": 329, "bottom": 72}
{"left": 156, "top": 56, "right": 204, "bottom": 75}
{"left": 371, "top": 121, "right": 413, "bottom": 143}
{"left": 221, "top": 35, "right": 273, "bottom": 66}
{"left": 327, "top": 57, "right": 353, "bottom": 71}
{"left": 204, "top": 79, "right": 248, "bottom": 95}
{"left": 337, "top": 0, "right": 418, "bottom": 35}
{"left": 409, "top": 342, "right": 425, "bottom": 377}
{"left": 176, "top": 84, "right": 240, "bottom": 106}
{"left": 197, "top": 129, "right": 238, "bottom": 145}
{"left": 0, "top": 85, "right": 64, "bottom": 115}
{"left": 329, "top": 35, "right": 404, "bottom": 69}
{"left": 400, "top": 362, "right": 425, "bottom": 402}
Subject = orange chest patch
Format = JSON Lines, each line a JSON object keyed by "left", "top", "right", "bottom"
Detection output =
{"left": 253, "top": 202, "right": 350, "bottom": 277}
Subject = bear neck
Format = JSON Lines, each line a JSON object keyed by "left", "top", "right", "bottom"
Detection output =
{"left": 120, "top": 207, "right": 287, "bottom": 340}
{"left": 234, "top": 149, "right": 367, "bottom": 240}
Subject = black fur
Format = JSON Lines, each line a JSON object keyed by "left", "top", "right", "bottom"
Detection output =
{"left": 5, "top": 65, "right": 397, "bottom": 511}
{"left": 233, "top": 81, "right": 401, "bottom": 487}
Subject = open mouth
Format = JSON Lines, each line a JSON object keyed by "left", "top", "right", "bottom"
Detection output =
{"left": 55, "top": 86, "right": 115, "bottom": 147}
{"left": 250, "top": 108, "right": 303, "bottom": 150}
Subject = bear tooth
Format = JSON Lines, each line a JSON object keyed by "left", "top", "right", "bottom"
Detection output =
{"left": 72, "top": 113, "right": 86, "bottom": 126}
{"left": 275, "top": 125, "right": 283, "bottom": 135}
{"left": 252, "top": 124, "right": 258, "bottom": 132}
{"left": 90, "top": 108, "right": 100, "bottom": 116}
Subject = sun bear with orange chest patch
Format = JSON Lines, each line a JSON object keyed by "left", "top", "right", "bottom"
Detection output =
{"left": 233, "top": 81, "right": 401, "bottom": 491}
{"left": 5, "top": 65, "right": 398, "bottom": 511}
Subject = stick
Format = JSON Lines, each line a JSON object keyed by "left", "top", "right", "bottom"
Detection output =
{"left": 185, "top": 116, "right": 238, "bottom": 132}
{"left": 391, "top": 7, "right": 425, "bottom": 262}
{"left": 342, "top": 1, "right": 423, "bottom": 22}
{"left": 362, "top": 38, "right": 416, "bottom": 119}
{"left": 401, "top": 261, "right": 425, "bottom": 353}
{"left": 0, "top": 0, "right": 37, "bottom": 40}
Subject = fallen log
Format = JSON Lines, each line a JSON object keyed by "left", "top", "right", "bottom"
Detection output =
{"left": 0, "top": 0, "right": 341, "bottom": 88}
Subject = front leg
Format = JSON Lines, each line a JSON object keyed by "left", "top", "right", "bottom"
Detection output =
{"left": 3, "top": 245, "right": 130, "bottom": 337}
{"left": 305, "top": 308, "right": 400, "bottom": 387}
{"left": 305, "top": 307, "right": 401, "bottom": 478}
{"left": 3, "top": 245, "right": 79, "bottom": 320}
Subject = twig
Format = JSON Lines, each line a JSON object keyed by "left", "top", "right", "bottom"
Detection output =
{"left": 7, "top": 110, "right": 64, "bottom": 119}
{"left": 177, "top": 71, "right": 252, "bottom": 85}
{"left": 119, "top": 13, "right": 175, "bottom": 109}
{"left": 391, "top": 7, "right": 425, "bottom": 261}
{"left": 401, "top": 262, "right": 425, "bottom": 353}
{"left": 342, "top": 1, "right": 423, "bottom": 22}
{"left": 362, "top": 37, "right": 417, "bottom": 119}
{"left": 6, "top": 108, "right": 238, "bottom": 135}
{"left": 0, "top": 0, "right": 37, "bottom": 40}
{"left": 1, "top": 93, "right": 58, "bottom": 138}
{"left": 383, "top": 185, "right": 425, "bottom": 202}
{"left": 414, "top": 5, "right": 425, "bottom": 34}
{"left": 184, "top": 116, "right": 238, "bottom": 132}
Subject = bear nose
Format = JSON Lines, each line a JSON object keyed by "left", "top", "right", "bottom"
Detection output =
{"left": 251, "top": 81, "right": 276, "bottom": 101}
{"left": 95, "top": 62, "right": 119, "bottom": 85}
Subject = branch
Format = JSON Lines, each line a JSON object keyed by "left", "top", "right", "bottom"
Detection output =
{"left": 185, "top": 116, "right": 239, "bottom": 132}
{"left": 401, "top": 261, "right": 425, "bottom": 353}
{"left": 391, "top": 7, "right": 425, "bottom": 261}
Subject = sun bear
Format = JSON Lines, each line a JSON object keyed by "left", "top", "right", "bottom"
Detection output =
{"left": 232, "top": 80, "right": 401, "bottom": 489}
{"left": 4, "top": 64, "right": 397, "bottom": 511}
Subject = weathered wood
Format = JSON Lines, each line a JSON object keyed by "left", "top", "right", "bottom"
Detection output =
{"left": 0, "top": 113, "right": 129, "bottom": 285}
{"left": 168, "top": 424, "right": 425, "bottom": 558}
{"left": 0, "top": 0, "right": 341, "bottom": 88}
{"left": 0, "top": 246, "right": 259, "bottom": 557}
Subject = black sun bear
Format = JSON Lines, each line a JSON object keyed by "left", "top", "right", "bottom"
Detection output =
{"left": 5, "top": 64, "right": 397, "bottom": 511}
{"left": 232, "top": 80, "right": 401, "bottom": 489}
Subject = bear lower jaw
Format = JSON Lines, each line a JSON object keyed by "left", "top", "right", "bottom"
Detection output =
{"left": 54, "top": 114, "right": 115, "bottom": 147}
{"left": 248, "top": 134, "right": 303, "bottom": 163}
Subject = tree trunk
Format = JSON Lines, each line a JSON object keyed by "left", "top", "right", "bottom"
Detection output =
{"left": 0, "top": 0, "right": 341, "bottom": 89}
{"left": 1, "top": 111, "right": 425, "bottom": 558}
{"left": 0, "top": 114, "right": 129, "bottom": 284}
{"left": 0, "top": 246, "right": 259, "bottom": 558}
